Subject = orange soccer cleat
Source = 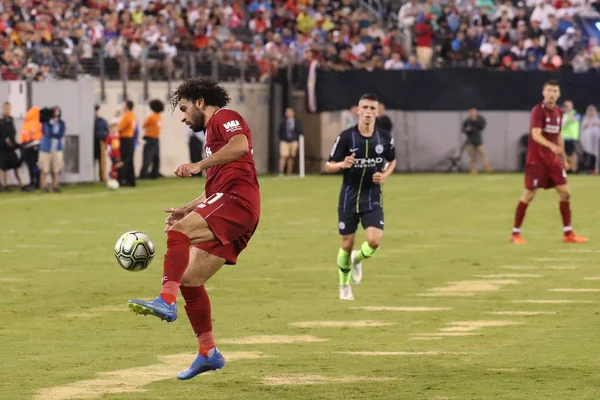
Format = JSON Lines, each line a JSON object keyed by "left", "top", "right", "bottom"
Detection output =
{"left": 563, "top": 232, "right": 588, "bottom": 243}
{"left": 510, "top": 234, "right": 527, "bottom": 244}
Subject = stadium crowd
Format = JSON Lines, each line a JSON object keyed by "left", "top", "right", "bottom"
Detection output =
{"left": 0, "top": 0, "right": 597, "bottom": 82}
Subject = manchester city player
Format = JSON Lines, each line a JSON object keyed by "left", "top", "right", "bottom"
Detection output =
{"left": 325, "top": 93, "right": 396, "bottom": 300}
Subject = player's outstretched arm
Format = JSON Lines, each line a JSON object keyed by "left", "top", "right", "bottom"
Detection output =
{"left": 174, "top": 134, "right": 249, "bottom": 177}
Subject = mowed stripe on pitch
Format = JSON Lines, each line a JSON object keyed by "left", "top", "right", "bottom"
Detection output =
{"left": 35, "top": 352, "right": 267, "bottom": 400}
{"left": 350, "top": 306, "right": 453, "bottom": 312}
{"left": 290, "top": 320, "right": 394, "bottom": 328}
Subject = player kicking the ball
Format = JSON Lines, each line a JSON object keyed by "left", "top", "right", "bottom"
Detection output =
{"left": 127, "top": 78, "right": 260, "bottom": 379}
{"left": 325, "top": 93, "right": 396, "bottom": 300}
{"left": 511, "top": 80, "right": 587, "bottom": 244}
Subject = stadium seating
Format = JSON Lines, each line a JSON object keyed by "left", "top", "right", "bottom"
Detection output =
{"left": 0, "top": 0, "right": 598, "bottom": 82}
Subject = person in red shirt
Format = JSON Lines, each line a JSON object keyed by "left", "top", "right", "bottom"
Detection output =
{"left": 127, "top": 78, "right": 260, "bottom": 380}
{"left": 105, "top": 122, "right": 123, "bottom": 180}
{"left": 511, "top": 80, "right": 588, "bottom": 244}
{"left": 415, "top": 15, "right": 434, "bottom": 69}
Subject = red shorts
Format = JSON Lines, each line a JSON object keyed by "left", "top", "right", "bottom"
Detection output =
{"left": 193, "top": 193, "right": 259, "bottom": 265}
{"left": 524, "top": 163, "right": 567, "bottom": 190}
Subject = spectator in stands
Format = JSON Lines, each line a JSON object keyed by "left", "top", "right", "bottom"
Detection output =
{"left": 94, "top": 105, "right": 109, "bottom": 182}
{"left": 462, "top": 108, "right": 493, "bottom": 174}
{"left": 415, "top": 14, "right": 434, "bottom": 68}
{"left": 404, "top": 54, "right": 422, "bottom": 69}
{"left": 39, "top": 107, "right": 65, "bottom": 193}
{"left": 398, "top": 0, "right": 421, "bottom": 52}
{"left": 571, "top": 48, "right": 590, "bottom": 72}
{"left": 278, "top": 107, "right": 303, "bottom": 176}
{"left": 561, "top": 100, "right": 580, "bottom": 172}
{"left": 0, "top": 0, "right": 598, "bottom": 80}
{"left": 580, "top": 105, "right": 600, "bottom": 174}
{"left": 0, "top": 102, "right": 25, "bottom": 192}
{"left": 557, "top": 26, "right": 579, "bottom": 57}
{"left": 540, "top": 44, "right": 563, "bottom": 70}
{"left": 384, "top": 52, "right": 404, "bottom": 69}
{"left": 118, "top": 100, "right": 136, "bottom": 187}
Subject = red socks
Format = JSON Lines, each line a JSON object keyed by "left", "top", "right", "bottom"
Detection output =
{"left": 181, "top": 285, "right": 215, "bottom": 356}
{"left": 514, "top": 200, "right": 573, "bottom": 235}
{"left": 160, "top": 230, "right": 191, "bottom": 304}
{"left": 560, "top": 201, "right": 572, "bottom": 234}
{"left": 513, "top": 201, "right": 529, "bottom": 234}
{"left": 158, "top": 233, "right": 216, "bottom": 356}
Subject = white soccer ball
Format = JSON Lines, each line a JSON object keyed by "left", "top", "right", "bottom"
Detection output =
{"left": 107, "top": 179, "right": 120, "bottom": 190}
{"left": 114, "top": 231, "right": 156, "bottom": 272}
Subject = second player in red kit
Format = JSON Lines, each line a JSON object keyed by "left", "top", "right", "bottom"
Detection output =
{"left": 127, "top": 78, "right": 261, "bottom": 380}
{"left": 511, "top": 80, "right": 587, "bottom": 244}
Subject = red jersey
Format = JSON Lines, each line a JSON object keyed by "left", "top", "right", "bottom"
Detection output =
{"left": 204, "top": 108, "right": 260, "bottom": 212}
{"left": 105, "top": 133, "right": 121, "bottom": 160}
{"left": 526, "top": 102, "right": 563, "bottom": 166}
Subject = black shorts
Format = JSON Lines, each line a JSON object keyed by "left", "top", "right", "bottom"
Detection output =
{"left": 564, "top": 140, "right": 576, "bottom": 156}
{"left": 0, "top": 151, "right": 21, "bottom": 171}
{"left": 338, "top": 207, "right": 384, "bottom": 235}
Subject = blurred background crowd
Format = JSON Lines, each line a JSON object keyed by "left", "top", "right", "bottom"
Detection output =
{"left": 0, "top": 0, "right": 598, "bottom": 83}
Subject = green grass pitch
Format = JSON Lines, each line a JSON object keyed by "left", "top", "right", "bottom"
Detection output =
{"left": 2, "top": 173, "right": 600, "bottom": 400}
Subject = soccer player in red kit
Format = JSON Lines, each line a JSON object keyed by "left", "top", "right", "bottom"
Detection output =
{"left": 511, "top": 80, "right": 587, "bottom": 244}
{"left": 127, "top": 78, "right": 260, "bottom": 379}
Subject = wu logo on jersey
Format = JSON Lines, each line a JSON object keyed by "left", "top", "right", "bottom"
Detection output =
{"left": 206, "top": 147, "right": 213, "bottom": 157}
{"left": 223, "top": 120, "right": 242, "bottom": 133}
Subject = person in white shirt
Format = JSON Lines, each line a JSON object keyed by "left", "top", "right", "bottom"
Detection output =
{"left": 384, "top": 53, "right": 405, "bottom": 70}
{"left": 557, "top": 27, "right": 577, "bottom": 54}
{"left": 530, "top": 0, "right": 557, "bottom": 30}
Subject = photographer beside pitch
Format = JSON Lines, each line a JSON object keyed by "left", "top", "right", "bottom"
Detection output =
{"left": 462, "top": 108, "right": 493, "bottom": 174}
{"left": 325, "top": 93, "right": 396, "bottom": 301}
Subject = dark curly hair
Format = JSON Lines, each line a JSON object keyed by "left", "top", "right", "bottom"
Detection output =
{"left": 149, "top": 99, "right": 165, "bottom": 113}
{"left": 170, "top": 78, "right": 231, "bottom": 112}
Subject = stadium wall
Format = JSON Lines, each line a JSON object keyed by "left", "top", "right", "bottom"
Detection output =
{"left": 94, "top": 81, "right": 270, "bottom": 177}
{"left": 313, "top": 69, "right": 600, "bottom": 112}
{"left": 0, "top": 80, "right": 270, "bottom": 185}
{"left": 299, "top": 68, "right": 600, "bottom": 173}
{"left": 0, "top": 79, "right": 96, "bottom": 184}
{"left": 299, "top": 107, "right": 531, "bottom": 172}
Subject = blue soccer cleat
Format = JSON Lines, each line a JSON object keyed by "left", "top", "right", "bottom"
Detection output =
{"left": 127, "top": 296, "right": 177, "bottom": 323}
{"left": 177, "top": 348, "right": 226, "bottom": 380}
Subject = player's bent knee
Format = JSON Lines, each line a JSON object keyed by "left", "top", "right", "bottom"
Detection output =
{"left": 181, "top": 273, "right": 206, "bottom": 287}
{"left": 367, "top": 238, "right": 381, "bottom": 249}
{"left": 168, "top": 220, "right": 187, "bottom": 235}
